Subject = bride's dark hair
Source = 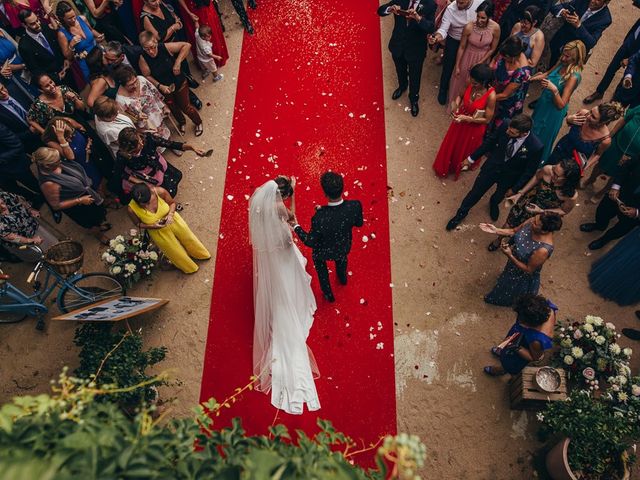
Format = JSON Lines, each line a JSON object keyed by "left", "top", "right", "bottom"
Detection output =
{"left": 274, "top": 176, "right": 293, "bottom": 199}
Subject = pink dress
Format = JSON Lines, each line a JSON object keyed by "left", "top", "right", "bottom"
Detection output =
{"left": 447, "top": 25, "right": 494, "bottom": 108}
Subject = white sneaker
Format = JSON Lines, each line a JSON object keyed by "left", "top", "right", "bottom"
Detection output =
{"left": 213, "top": 73, "right": 224, "bottom": 82}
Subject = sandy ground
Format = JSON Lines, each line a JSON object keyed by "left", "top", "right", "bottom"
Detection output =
{"left": 1, "top": 1, "right": 640, "bottom": 478}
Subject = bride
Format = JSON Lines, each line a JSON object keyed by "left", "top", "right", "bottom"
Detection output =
{"left": 249, "top": 176, "right": 321, "bottom": 414}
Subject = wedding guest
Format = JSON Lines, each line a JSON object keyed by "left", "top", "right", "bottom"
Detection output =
{"left": 611, "top": 50, "right": 640, "bottom": 109}
{"left": 81, "top": 0, "right": 129, "bottom": 44}
{"left": 580, "top": 156, "right": 640, "bottom": 250}
{"left": 489, "top": 36, "right": 532, "bottom": 133}
{"left": 56, "top": 1, "right": 104, "bottom": 88}
{"left": 176, "top": 0, "right": 228, "bottom": 65}
{"left": 195, "top": 22, "right": 223, "bottom": 82}
{"left": 484, "top": 294, "right": 557, "bottom": 376}
{"left": 18, "top": 10, "right": 70, "bottom": 86}
{"left": 548, "top": 0, "right": 612, "bottom": 67}
{"left": 103, "top": 40, "right": 143, "bottom": 75}
{"left": 0, "top": 82, "right": 41, "bottom": 150}
{"left": 1, "top": 0, "right": 50, "bottom": 32}
{"left": 445, "top": 114, "right": 542, "bottom": 230}
{"left": 93, "top": 95, "right": 135, "bottom": 159}
{"left": 378, "top": 0, "right": 437, "bottom": 117}
{"left": 230, "top": 0, "right": 255, "bottom": 34}
{"left": 448, "top": 1, "right": 500, "bottom": 108}
{"left": 589, "top": 227, "right": 640, "bottom": 306}
{"left": 34, "top": 146, "right": 111, "bottom": 244}
{"left": 86, "top": 48, "right": 119, "bottom": 107}
{"left": 545, "top": 102, "right": 624, "bottom": 167}
{"left": 481, "top": 212, "right": 562, "bottom": 306}
{"left": 113, "top": 65, "right": 171, "bottom": 141}
{"left": 0, "top": 122, "right": 43, "bottom": 206}
{"left": 501, "top": 158, "right": 580, "bottom": 228}
{"left": 510, "top": 6, "right": 545, "bottom": 68}
{"left": 434, "top": 64, "right": 496, "bottom": 179}
{"left": 0, "top": 190, "right": 57, "bottom": 261}
{"left": 115, "top": 127, "right": 205, "bottom": 199}
{"left": 141, "top": 0, "right": 183, "bottom": 42}
{"left": 128, "top": 182, "right": 210, "bottom": 274}
{"left": 0, "top": 27, "right": 37, "bottom": 97}
{"left": 530, "top": 40, "right": 585, "bottom": 163}
{"left": 27, "top": 73, "right": 85, "bottom": 133}
{"left": 138, "top": 32, "right": 203, "bottom": 136}
{"left": 498, "top": 0, "right": 551, "bottom": 43}
{"left": 583, "top": 8, "right": 640, "bottom": 105}
{"left": 581, "top": 105, "right": 640, "bottom": 202}
{"left": 429, "top": 0, "right": 484, "bottom": 106}
{"left": 41, "top": 117, "right": 103, "bottom": 189}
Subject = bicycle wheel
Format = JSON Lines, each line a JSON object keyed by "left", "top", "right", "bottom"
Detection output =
{"left": 58, "top": 273, "right": 125, "bottom": 313}
{"left": 0, "top": 293, "right": 27, "bottom": 323}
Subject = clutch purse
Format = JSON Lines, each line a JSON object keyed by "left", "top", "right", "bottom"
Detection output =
{"left": 473, "top": 109, "right": 486, "bottom": 119}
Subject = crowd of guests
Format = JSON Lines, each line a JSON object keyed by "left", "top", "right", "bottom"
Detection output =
{"left": 380, "top": 0, "right": 640, "bottom": 372}
{"left": 0, "top": 0, "right": 257, "bottom": 273}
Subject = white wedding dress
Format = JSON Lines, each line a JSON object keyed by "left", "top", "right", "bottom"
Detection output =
{"left": 249, "top": 180, "right": 320, "bottom": 415}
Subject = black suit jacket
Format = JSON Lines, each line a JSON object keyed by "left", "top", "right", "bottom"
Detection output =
{"left": 550, "top": 0, "right": 612, "bottom": 52}
{"left": 621, "top": 18, "right": 640, "bottom": 56}
{"left": 0, "top": 121, "right": 31, "bottom": 175}
{"left": 18, "top": 25, "right": 66, "bottom": 80}
{"left": 613, "top": 157, "right": 640, "bottom": 208}
{"left": 378, "top": 0, "right": 436, "bottom": 61}
{"left": 471, "top": 122, "right": 543, "bottom": 192}
{"left": 294, "top": 199, "right": 364, "bottom": 260}
{"left": 0, "top": 96, "right": 40, "bottom": 152}
{"left": 499, "top": 0, "right": 552, "bottom": 41}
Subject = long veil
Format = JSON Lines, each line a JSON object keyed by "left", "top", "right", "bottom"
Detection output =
{"left": 249, "top": 180, "right": 320, "bottom": 404}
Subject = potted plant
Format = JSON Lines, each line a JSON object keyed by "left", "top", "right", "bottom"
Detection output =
{"left": 102, "top": 229, "right": 159, "bottom": 289}
{"left": 553, "top": 316, "right": 632, "bottom": 390}
{"left": 539, "top": 390, "right": 636, "bottom": 479}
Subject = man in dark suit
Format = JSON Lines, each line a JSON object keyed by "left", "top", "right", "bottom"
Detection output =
{"left": 499, "top": 0, "right": 551, "bottom": 43}
{"left": 580, "top": 156, "right": 640, "bottom": 250}
{"left": 548, "top": 0, "right": 612, "bottom": 67}
{"left": 612, "top": 49, "right": 640, "bottom": 108}
{"left": 583, "top": 0, "right": 640, "bottom": 104}
{"left": 0, "top": 83, "right": 40, "bottom": 153}
{"left": 378, "top": 0, "right": 436, "bottom": 117}
{"left": 291, "top": 172, "right": 364, "bottom": 303}
{"left": 0, "top": 122, "right": 43, "bottom": 208}
{"left": 446, "top": 114, "right": 543, "bottom": 230}
{"left": 18, "top": 10, "right": 71, "bottom": 87}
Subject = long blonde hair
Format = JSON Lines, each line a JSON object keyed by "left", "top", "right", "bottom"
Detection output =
{"left": 560, "top": 40, "right": 586, "bottom": 83}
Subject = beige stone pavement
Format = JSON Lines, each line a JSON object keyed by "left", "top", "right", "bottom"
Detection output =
{"left": 1, "top": 2, "right": 639, "bottom": 478}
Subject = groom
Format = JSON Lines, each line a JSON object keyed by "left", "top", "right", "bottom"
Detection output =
{"left": 290, "top": 172, "right": 363, "bottom": 303}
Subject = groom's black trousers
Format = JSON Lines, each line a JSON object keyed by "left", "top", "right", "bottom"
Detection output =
{"left": 313, "top": 253, "right": 348, "bottom": 297}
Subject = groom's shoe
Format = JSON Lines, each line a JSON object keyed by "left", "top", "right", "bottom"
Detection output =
{"left": 323, "top": 292, "right": 335, "bottom": 303}
{"left": 391, "top": 87, "right": 406, "bottom": 100}
{"left": 446, "top": 212, "right": 466, "bottom": 231}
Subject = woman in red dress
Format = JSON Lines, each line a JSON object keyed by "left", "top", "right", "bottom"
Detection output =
{"left": 433, "top": 64, "right": 496, "bottom": 179}
{"left": 176, "top": 0, "right": 228, "bottom": 66}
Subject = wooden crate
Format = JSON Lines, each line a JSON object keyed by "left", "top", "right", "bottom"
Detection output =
{"left": 509, "top": 366, "right": 567, "bottom": 410}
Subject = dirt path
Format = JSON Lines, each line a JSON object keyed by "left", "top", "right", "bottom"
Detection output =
{"left": 1, "top": 2, "right": 639, "bottom": 478}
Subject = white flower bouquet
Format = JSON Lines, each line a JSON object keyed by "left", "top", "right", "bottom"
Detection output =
{"left": 101, "top": 229, "right": 159, "bottom": 288}
{"left": 554, "top": 316, "right": 631, "bottom": 389}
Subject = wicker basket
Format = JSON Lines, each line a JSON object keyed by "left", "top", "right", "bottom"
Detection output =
{"left": 45, "top": 241, "right": 84, "bottom": 275}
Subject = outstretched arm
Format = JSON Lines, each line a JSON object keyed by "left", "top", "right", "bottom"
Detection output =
{"left": 293, "top": 213, "right": 322, "bottom": 248}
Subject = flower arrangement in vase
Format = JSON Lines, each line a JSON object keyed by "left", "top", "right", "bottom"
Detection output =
{"left": 102, "top": 229, "right": 158, "bottom": 289}
{"left": 553, "top": 315, "right": 632, "bottom": 390}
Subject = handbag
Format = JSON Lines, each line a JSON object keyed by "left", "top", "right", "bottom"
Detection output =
{"left": 495, "top": 331, "right": 523, "bottom": 357}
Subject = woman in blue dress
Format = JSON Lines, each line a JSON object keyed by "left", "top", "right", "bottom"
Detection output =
{"left": 0, "top": 28, "right": 38, "bottom": 97}
{"left": 530, "top": 40, "right": 585, "bottom": 163}
{"left": 589, "top": 228, "right": 640, "bottom": 306}
{"left": 55, "top": 1, "right": 104, "bottom": 88}
{"left": 484, "top": 294, "right": 557, "bottom": 376}
{"left": 480, "top": 213, "right": 562, "bottom": 307}
{"left": 546, "top": 102, "right": 625, "bottom": 167}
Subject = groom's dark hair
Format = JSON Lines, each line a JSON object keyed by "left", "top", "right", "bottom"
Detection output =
{"left": 320, "top": 172, "right": 343, "bottom": 199}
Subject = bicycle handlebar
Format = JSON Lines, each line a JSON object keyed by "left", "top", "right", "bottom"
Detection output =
{"left": 18, "top": 244, "right": 44, "bottom": 258}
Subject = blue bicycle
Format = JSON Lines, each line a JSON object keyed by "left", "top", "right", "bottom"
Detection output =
{"left": 0, "top": 244, "right": 125, "bottom": 330}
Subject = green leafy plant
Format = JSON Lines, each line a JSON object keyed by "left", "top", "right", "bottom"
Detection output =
{"left": 538, "top": 391, "right": 636, "bottom": 479}
{"left": 73, "top": 323, "right": 167, "bottom": 407}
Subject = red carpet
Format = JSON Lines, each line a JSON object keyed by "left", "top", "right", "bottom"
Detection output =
{"left": 199, "top": 0, "right": 396, "bottom": 462}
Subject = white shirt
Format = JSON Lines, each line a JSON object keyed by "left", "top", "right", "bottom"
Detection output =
{"left": 506, "top": 133, "right": 529, "bottom": 159}
{"left": 580, "top": 6, "right": 605, "bottom": 23}
{"left": 437, "top": 0, "right": 483, "bottom": 41}
{"left": 94, "top": 113, "right": 135, "bottom": 158}
{"left": 195, "top": 31, "right": 213, "bottom": 64}
{"left": 26, "top": 29, "right": 53, "bottom": 53}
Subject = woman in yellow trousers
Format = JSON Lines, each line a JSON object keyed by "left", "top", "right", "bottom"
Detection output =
{"left": 127, "top": 183, "right": 210, "bottom": 273}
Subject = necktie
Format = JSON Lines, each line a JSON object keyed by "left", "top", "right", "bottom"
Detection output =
{"left": 407, "top": 0, "right": 417, "bottom": 25}
{"left": 506, "top": 139, "right": 515, "bottom": 159}
{"left": 581, "top": 10, "right": 593, "bottom": 23}
{"left": 37, "top": 33, "right": 53, "bottom": 55}
{"left": 7, "top": 98, "right": 27, "bottom": 124}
